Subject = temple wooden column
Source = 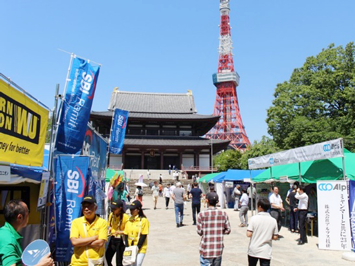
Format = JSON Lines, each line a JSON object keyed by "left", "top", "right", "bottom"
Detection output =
{"left": 194, "top": 151, "right": 200, "bottom": 167}
{"left": 141, "top": 151, "right": 145, "bottom": 169}
{"left": 160, "top": 150, "right": 164, "bottom": 169}
{"left": 179, "top": 151, "right": 183, "bottom": 169}
{"left": 122, "top": 150, "right": 126, "bottom": 169}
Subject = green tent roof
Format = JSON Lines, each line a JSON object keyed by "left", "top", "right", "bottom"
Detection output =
{"left": 199, "top": 173, "right": 220, "bottom": 183}
{"left": 252, "top": 149, "right": 355, "bottom": 184}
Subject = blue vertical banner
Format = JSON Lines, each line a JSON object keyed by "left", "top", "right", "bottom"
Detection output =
{"left": 349, "top": 180, "right": 355, "bottom": 250}
{"left": 54, "top": 155, "right": 90, "bottom": 262}
{"left": 56, "top": 56, "right": 100, "bottom": 154}
{"left": 109, "top": 108, "right": 129, "bottom": 154}
{"left": 82, "top": 125, "right": 108, "bottom": 214}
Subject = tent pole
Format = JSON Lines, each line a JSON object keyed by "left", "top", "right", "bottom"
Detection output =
{"left": 342, "top": 138, "right": 346, "bottom": 180}
{"left": 250, "top": 169, "right": 254, "bottom": 216}
{"left": 298, "top": 162, "right": 302, "bottom": 184}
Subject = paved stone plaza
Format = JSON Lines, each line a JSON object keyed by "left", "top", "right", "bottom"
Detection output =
{"left": 129, "top": 195, "right": 353, "bottom": 266}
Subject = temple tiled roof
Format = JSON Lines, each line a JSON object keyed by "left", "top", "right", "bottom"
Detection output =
{"left": 91, "top": 111, "right": 217, "bottom": 120}
{"left": 108, "top": 89, "right": 197, "bottom": 114}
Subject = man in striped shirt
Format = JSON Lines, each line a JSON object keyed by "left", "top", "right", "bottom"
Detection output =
{"left": 197, "top": 192, "right": 231, "bottom": 266}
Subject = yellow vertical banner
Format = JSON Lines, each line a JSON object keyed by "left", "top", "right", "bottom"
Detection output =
{"left": 0, "top": 79, "right": 48, "bottom": 166}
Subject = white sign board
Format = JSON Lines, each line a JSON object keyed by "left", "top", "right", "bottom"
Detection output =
{"left": 225, "top": 181, "right": 234, "bottom": 188}
{"left": 37, "top": 172, "right": 50, "bottom": 210}
{"left": 317, "top": 180, "right": 351, "bottom": 250}
{"left": 248, "top": 138, "right": 343, "bottom": 169}
{"left": 0, "top": 165, "right": 10, "bottom": 181}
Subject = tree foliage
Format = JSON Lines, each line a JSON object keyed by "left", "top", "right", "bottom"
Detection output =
{"left": 240, "top": 136, "right": 280, "bottom": 169}
{"left": 213, "top": 149, "right": 243, "bottom": 171}
{"left": 213, "top": 136, "right": 279, "bottom": 171}
{"left": 267, "top": 42, "right": 355, "bottom": 151}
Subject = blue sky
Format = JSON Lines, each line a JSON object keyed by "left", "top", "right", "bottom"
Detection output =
{"left": 1, "top": 0, "right": 354, "bottom": 143}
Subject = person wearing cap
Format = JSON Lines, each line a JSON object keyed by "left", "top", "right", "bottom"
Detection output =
{"left": 105, "top": 200, "right": 129, "bottom": 266}
{"left": 70, "top": 196, "right": 108, "bottom": 266}
{"left": 197, "top": 192, "right": 231, "bottom": 266}
{"left": 124, "top": 200, "right": 149, "bottom": 266}
{"left": 171, "top": 182, "right": 186, "bottom": 228}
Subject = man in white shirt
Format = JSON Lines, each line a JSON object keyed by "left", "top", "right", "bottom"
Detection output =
{"left": 239, "top": 189, "right": 249, "bottom": 227}
{"left": 151, "top": 181, "right": 159, "bottom": 210}
{"left": 233, "top": 185, "right": 241, "bottom": 211}
{"left": 269, "top": 187, "right": 284, "bottom": 232}
{"left": 247, "top": 185, "right": 256, "bottom": 210}
{"left": 247, "top": 198, "right": 278, "bottom": 266}
{"left": 294, "top": 185, "right": 309, "bottom": 245}
{"left": 163, "top": 184, "right": 171, "bottom": 210}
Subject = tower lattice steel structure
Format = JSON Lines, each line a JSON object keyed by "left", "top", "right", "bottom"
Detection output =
{"left": 206, "top": 0, "right": 250, "bottom": 150}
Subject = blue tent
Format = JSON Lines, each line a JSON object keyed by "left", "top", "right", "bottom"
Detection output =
{"left": 212, "top": 169, "right": 266, "bottom": 183}
{"left": 10, "top": 164, "right": 45, "bottom": 182}
{"left": 211, "top": 172, "right": 227, "bottom": 183}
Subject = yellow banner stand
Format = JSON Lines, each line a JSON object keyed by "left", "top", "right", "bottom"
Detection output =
{"left": 0, "top": 79, "right": 48, "bottom": 166}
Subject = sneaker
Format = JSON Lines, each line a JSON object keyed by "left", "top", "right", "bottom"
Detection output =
{"left": 177, "top": 223, "right": 180, "bottom": 228}
{"left": 239, "top": 224, "right": 246, "bottom": 227}
{"left": 180, "top": 222, "right": 184, "bottom": 227}
{"left": 193, "top": 222, "right": 196, "bottom": 225}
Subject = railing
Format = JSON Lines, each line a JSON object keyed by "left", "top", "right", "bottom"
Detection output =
{"left": 181, "top": 166, "right": 218, "bottom": 172}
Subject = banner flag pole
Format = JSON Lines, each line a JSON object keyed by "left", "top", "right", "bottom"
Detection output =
{"left": 342, "top": 138, "right": 346, "bottom": 180}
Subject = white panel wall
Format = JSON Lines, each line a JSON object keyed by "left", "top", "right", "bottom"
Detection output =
{"left": 199, "top": 154, "right": 210, "bottom": 167}
{"left": 109, "top": 155, "right": 122, "bottom": 169}
{"left": 182, "top": 154, "right": 194, "bottom": 168}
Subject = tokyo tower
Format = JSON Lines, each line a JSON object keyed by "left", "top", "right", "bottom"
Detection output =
{"left": 206, "top": 0, "right": 250, "bottom": 150}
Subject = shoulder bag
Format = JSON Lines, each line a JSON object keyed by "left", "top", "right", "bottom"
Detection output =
{"left": 122, "top": 219, "right": 142, "bottom": 266}
{"left": 83, "top": 223, "right": 105, "bottom": 266}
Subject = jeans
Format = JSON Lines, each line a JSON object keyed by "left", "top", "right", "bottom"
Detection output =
{"left": 105, "top": 237, "right": 125, "bottom": 266}
{"left": 239, "top": 206, "right": 249, "bottom": 225}
{"left": 200, "top": 255, "right": 222, "bottom": 266}
{"left": 234, "top": 198, "right": 240, "bottom": 210}
{"left": 298, "top": 210, "right": 308, "bottom": 242}
{"left": 289, "top": 207, "right": 299, "bottom": 231}
{"left": 175, "top": 203, "right": 184, "bottom": 224}
{"left": 192, "top": 203, "right": 201, "bottom": 224}
{"left": 165, "top": 197, "right": 170, "bottom": 208}
{"left": 248, "top": 255, "right": 270, "bottom": 266}
{"left": 270, "top": 209, "right": 282, "bottom": 232}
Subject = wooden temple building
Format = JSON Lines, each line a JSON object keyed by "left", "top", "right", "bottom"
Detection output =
{"left": 89, "top": 88, "right": 229, "bottom": 172}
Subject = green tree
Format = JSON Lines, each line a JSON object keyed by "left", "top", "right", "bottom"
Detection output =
{"left": 45, "top": 116, "right": 53, "bottom": 143}
{"left": 267, "top": 42, "right": 355, "bottom": 151}
{"left": 240, "top": 136, "right": 280, "bottom": 169}
{"left": 213, "top": 149, "right": 243, "bottom": 171}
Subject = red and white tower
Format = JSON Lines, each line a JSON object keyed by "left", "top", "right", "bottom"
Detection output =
{"left": 206, "top": 0, "right": 250, "bottom": 150}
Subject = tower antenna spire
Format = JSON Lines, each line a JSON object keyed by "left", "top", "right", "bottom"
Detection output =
{"left": 206, "top": 0, "right": 250, "bottom": 150}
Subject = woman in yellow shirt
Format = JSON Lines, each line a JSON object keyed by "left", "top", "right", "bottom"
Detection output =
{"left": 124, "top": 200, "right": 149, "bottom": 266}
{"left": 105, "top": 199, "right": 129, "bottom": 266}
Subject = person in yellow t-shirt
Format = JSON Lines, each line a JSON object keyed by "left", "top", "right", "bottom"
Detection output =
{"left": 70, "top": 196, "right": 108, "bottom": 266}
{"left": 105, "top": 199, "right": 129, "bottom": 266}
{"left": 123, "top": 200, "right": 149, "bottom": 266}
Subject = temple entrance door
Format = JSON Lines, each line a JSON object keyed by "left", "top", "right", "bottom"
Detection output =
{"left": 145, "top": 154, "right": 160, "bottom": 169}
{"left": 163, "top": 155, "right": 180, "bottom": 170}
{"left": 125, "top": 155, "right": 141, "bottom": 169}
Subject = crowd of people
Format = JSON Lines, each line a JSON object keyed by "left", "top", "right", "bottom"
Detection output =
{"left": 0, "top": 175, "right": 318, "bottom": 266}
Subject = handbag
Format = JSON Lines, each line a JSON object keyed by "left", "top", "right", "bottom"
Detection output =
{"left": 122, "top": 219, "right": 142, "bottom": 266}
{"left": 122, "top": 246, "right": 139, "bottom": 266}
{"left": 83, "top": 223, "right": 105, "bottom": 266}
